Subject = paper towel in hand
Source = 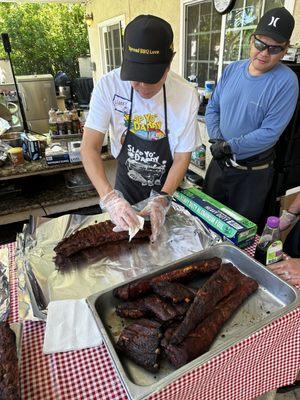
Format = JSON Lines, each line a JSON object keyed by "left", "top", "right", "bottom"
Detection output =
{"left": 112, "top": 215, "right": 145, "bottom": 241}
{"left": 43, "top": 299, "right": 102, "bottom": 354}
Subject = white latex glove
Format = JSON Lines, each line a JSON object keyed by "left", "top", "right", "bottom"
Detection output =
{"left": 100, "top": 189, "right": 140, "bottom": 232}
{"left": 139, "top": 192, "right": 172, "bottom": 242}
{"left": 279, "top": 210, "right": 299, "bottom": 231}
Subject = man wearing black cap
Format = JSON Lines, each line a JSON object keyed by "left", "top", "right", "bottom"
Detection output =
{"left": 82, "top": 15, "right": 200, "bottom": 241}
{"left": 203, "top": 7, "right": 299, "bottom": 224}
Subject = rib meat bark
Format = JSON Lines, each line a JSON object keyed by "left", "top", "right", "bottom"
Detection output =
{"left": 169, "top": 263, "right": 243, "bottom": 345}
{"left": 116, "top": 319, "right": 162, "bottom": 372}
{"left": 54, "top": 220, "right": 151, "bottom": 269}
{"left": 113, "top": 257, "right": 222, "bottom": 301}
{"left": 163, "top": 275, "right": 258, "bottom": 368}
{"left": 150, "top": 282, "right": 197, "bottom": 303}
{"left": 116, "top": 294, "right": 190, "bottom": 322}
{"left": 0, "top": 322, "right": 20, "bottom": 400}
{"left": 54, "top": 220, "right": 152, "bottom": 258}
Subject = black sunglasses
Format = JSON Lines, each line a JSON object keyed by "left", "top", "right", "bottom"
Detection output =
{"left": 253, "top": 35, "right": 286, "bottom": 55}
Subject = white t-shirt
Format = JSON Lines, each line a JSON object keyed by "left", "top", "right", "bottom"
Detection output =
{"left": 85, "top": 68, "right": 200, "bottom": 158}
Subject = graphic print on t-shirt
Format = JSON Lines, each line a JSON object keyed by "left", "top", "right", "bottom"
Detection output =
{"left": 124, "top": 112, "right": 166, "bottom": 141}
{"left": 125, "top": 144, "right": 167, "bottom": 186}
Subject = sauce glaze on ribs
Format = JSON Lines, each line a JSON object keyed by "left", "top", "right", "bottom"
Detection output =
{"left": 169, "top": 263, "right": 242, "bottom": 345}
{"left": 113, "top": 257, "right": 222, "bottom": 301}
{"left": 150, "top": 281, "right": 197, "bottom": 303}
{"left": 162, "top": 275, "right": 258, "bottom": 368}
{"left": 116, "top": 294, "right": 190, "bottom": 322}
{"left": 116, "top": 319, "right": 162, "bottom": 372}
{"left": 54, "top": 220, "right": 152, "bottom": 270}
{"left": 0, "top": 322, "right": 20, "bottom": 400}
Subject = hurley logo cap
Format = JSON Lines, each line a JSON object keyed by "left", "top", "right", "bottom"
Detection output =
{"left": 121, "top": 15, "right": 174, "bottom": 84}
{"left": 254, "top": 7, "right": 295, "bottom": 43}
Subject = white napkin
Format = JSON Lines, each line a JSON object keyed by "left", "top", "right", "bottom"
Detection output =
{"left": 129, "top": 215, "right": 145, "bottom": 241}
{"left": 43, "top": 299, "right": 102, "bottom": 354}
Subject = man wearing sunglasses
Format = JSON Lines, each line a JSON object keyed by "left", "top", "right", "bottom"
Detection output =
{"left": 203, "top": 7, "right": 299, "bottom": 224}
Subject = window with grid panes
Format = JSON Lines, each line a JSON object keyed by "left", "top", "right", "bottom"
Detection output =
{"left": 184, "top": 1, "right": 222, "bottom": 87}
{"left": 102, "top": 23, "right": 123, "bottom": 73}
{"left": 223, "top": 0, "right": 284, "bottom": 68}
{"left": 184, "top": 0, "right": 285, "bottom": 85}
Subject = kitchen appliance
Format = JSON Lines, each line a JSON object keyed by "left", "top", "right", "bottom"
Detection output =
{"left": 16, "top": 74, "right": 58, "bottom": 134}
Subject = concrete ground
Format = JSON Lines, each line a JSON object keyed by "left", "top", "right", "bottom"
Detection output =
{"left": 257, "top": 388, "right": 300, "bottom": 400}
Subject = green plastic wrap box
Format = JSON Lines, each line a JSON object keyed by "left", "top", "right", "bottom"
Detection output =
{"left": 174, "top": 186, "right": 257, "bottom": 248}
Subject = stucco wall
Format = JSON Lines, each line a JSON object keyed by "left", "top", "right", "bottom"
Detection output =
{"left": 291, "top": 0, "right": 300, "bottom": 45}
{"left": 87, "top": 0, "right": 300, "bottom": 82}
{"left": 86, "top": 0, "right": 182, "bottom": 81}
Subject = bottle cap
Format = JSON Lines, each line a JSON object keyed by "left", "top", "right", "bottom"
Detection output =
{"left": 267, "top": 216, "right": 279, "bottom": 229}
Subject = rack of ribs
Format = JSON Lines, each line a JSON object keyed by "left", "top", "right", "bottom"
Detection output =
{"left": 113, "top": 257, "right": 222, "bottom": 301}
{"left": 116, "top": 294, "right": 190, "bottom": 322}
{"left": 169, "top": 263, "right": 243, "bottom": 345}
{"left": 0, "top": 322, "right": 20, "bottom": 400}
{"left": 54, "top": 220, "right": 152, "bottom": 257}
{"left": 54, "top": 220, "right": 152, "bottom": 269}
{"left": 162, "top": 274, "right": 258, "bottom": 368}
{"left": 116, "top": 319, "right": 162, "bottom": 372}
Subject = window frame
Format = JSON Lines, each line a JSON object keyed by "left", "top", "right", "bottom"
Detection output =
{"left": 180, "top": 0, "right": 295, "bottom": 85}
{"left": 98, "top": 15, "right": 125, "bottom": 75}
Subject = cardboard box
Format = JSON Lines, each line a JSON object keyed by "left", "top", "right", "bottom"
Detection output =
{"left": 21, "top": 133, "right": 42, "bottom": 161}
{"left": 67, "top": 141, "right": 81, "bottom": 163}
{"left": 174, "top": 186, "right": 257, "bottom": 247}
{"left": 45, "top": 143, "right": 70, "bottom": 165}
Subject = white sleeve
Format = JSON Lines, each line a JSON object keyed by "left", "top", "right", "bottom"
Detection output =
{"left": 84, "top": 78, "right": 111, "bottom": 133}
{"left": 174, "top": 89, "right": 201, "bottom": 152}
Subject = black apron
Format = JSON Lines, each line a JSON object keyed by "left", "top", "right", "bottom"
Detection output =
{"left": 115, "top": 85, "right": 173, "bottom": 205}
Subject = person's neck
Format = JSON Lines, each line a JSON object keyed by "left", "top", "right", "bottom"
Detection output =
{"left": 248, "top": 62, "right": 265, "bottom": 76}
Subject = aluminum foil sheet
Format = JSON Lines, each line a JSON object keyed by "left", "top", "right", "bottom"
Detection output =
{"left": 0, "top": 247, "right": 9, "bottom": 322}
{"left": 16, "top": 202, "right": 220, "bottom": 321}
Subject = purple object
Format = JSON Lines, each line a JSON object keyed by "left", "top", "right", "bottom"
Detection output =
{"left": 267, "top": 216, "right": 279, "bottom": 229}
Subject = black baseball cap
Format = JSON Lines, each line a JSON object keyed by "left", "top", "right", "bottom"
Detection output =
{"left": 254, "top": 7, "right": 295, "bottom": 43}
{"left": 121, "top": 15, "right": 174, "bottom": 84}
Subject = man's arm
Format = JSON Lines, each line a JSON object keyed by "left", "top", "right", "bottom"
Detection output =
{"left": 81, "top": 127, "right": 112, "bottom": 198}
{"left": 205, "top": 69, "right": 229, "bottom": 140}
{"left": 161, "top": 152, "right": 191, "bottom": 195}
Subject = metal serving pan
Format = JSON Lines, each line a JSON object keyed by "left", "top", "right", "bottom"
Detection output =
{"left": 87, "top": 243, "right": 300, "bottom": 400}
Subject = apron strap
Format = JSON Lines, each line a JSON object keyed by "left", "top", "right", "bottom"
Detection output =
{"left": 127, "top": 84, "right": 168, "bottom": 137}
{"left": 163, "top": 84, "right": 168, "bottom": 137}
{"left": 127, "top": 86, "right": 134, "bottom": 134}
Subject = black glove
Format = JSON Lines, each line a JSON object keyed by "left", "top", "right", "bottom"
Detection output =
{"left": 209, "top": 139, "right": 232, "bottom": 159}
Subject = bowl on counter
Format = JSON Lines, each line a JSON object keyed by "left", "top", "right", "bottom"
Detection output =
{"left": 0, "top": 132, "right": 22, "bottom": 148}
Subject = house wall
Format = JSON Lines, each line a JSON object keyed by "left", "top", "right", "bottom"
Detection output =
{"left": 86, "top": 0, "right": 182, "bottom": 81}
{"left": 292, "top": 0, "right": 300, "bottom": 45}
{"left": 87, "top": 0, "right": 300, "bottom": 82}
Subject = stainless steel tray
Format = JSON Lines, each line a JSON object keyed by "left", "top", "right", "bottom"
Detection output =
{"left": 87, "top": 243, "right": 300, "bottom": 400}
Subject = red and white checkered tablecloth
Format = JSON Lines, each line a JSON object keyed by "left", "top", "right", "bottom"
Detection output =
{"left": 2, "top": 240, "right": 300, "bottom": 400}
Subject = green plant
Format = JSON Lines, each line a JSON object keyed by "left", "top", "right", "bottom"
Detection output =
{"left": 0, "top": 3, "right": 89, "bottom": 80}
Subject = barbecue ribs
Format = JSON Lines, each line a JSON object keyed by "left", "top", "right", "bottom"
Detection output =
{"left": 162, "top": 274, "right": 258, "bottom": 368}
{"left": 0, "top": 322, "right": 20, "bottom": 400}
{"left": 169, "top": 263, "right": 243, "bottom": 345}
{"left": 113, "top": 257, "right": 222, "bottom": 301}
{"left": 116, "top": 319, "right": 162, "bottom": 372}
{"left": 150, "top": 282, "right": 197, "bottom": 303}
{"left": 54, "top": 220, "right": 152, "bottom": 270}
{"left": 116, "top": 294, "right": 190, "bottom": 322}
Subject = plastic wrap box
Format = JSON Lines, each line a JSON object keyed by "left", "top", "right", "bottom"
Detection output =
{"left": 174, "top": 186, "right": 257, "bottom": 248}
